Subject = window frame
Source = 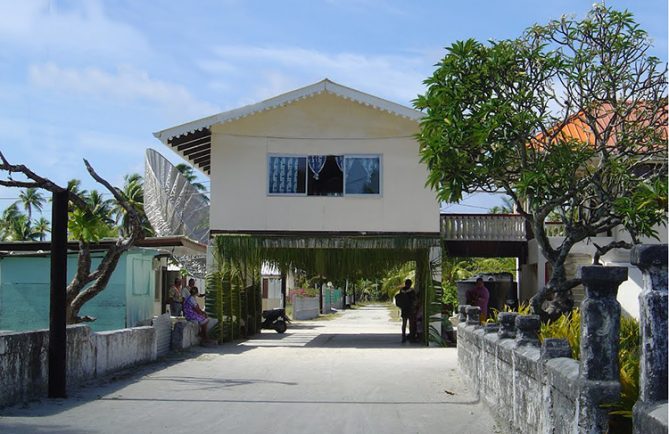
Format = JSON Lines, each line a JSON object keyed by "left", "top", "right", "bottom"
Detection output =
{"left": 266, "top": 153, "right": 308, "bottom": 197}
{"left": 343, "top": 154, "right": 383, "bottom": 197}
{"left": 266, "top": 153, "right": 383, "bottom": 197}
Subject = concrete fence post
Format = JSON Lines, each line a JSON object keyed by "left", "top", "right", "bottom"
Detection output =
{"left": 466, "top": 306, "right": 481, "bottom": 326}
{"left": 497, "top": 312, "right": 518, "bottom": 339}
{"left": 577, "top": 265, "right": 628, "bottom": 433}
{"left": 631, "top": 244, "right": 668, "bottom": 434}
{"left": 458, "top": 305, "right": 470, "bottom": 323}
{"left": 515, "top": 315, "right": 540, "bottom": 347}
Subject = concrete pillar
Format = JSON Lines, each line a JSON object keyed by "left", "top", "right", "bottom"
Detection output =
{"left": 497, "top": 312, "right": 518, "bottom": 339}
{"left": 577, "top": 265, "right": 627, "bottom": 434}
{"left": 515, "top": 314, "right": 540, "bottom": 347}
{"left": 458, "top": 305, "right": 470, "bottom": 323}
{"left": 466, "top": 306, "right": 481, "bottom": 326}
{"left": 631, "top": 244, "right": 668, "bottom": 434}
{"left": 631, "top": 244, "right": 668, "bottom": 403}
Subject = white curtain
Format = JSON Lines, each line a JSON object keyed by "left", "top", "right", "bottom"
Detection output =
{"left": 270, "top": 156, "right": 300, "bottom": 193}
{"left": 308, "top": 155, "right": 327, "bottom": 180}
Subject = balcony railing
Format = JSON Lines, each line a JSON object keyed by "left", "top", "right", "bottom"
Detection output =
{"left": 441, "top": 214, "right": 527, "bottom": 241}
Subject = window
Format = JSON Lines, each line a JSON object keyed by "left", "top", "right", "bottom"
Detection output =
{"left": 268, "top": 155, "right": 307, "bottom": 195}
{"left": 344, "top": 155, "right": 381, "bottom": 195}
{"left": 268, "top": 154, "right": 381, "bottom": 197}
{"left": 307, "top": 155, "right": 343, "bottom": 196}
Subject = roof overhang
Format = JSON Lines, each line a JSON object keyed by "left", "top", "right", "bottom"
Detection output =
{"left": 153, "top": 79, "right": 425, "bottom": 176}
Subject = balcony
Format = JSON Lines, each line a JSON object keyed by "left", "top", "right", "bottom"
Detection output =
{"left": 441, "top": 214, "right": 527, "bottom": 242}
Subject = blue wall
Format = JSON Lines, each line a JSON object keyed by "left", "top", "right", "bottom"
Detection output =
{"left": 0, "top": 248, "right": 157, "bottom": 332}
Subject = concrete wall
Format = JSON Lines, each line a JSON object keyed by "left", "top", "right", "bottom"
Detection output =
{"left": 0, "top": 323, "right": 164, "bottom": 408}
{"left": 209, "top": 92, "right": 440, "bottom": 233}
{"left": 292, "top": 296, "right": 319, "bottom": 320}
{"left": 457, "top": 323, "right": 580, "bottom": 433}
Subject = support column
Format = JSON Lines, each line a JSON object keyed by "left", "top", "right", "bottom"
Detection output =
{"left": 631, "top": 244, "right": 668, "bottom": 434}
{"left": 577, "top": 265, "right": 627, "bottom": 433}
{"left": 49, "top": 190, "right": 68, "bottom": 398}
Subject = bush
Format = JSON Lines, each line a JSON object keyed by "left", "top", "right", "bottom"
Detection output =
{"left": 537, "top": 310, "right": 640, "bottom": 423}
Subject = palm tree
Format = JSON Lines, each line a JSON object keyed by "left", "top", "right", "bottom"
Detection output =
{"left": 114, "top": 173, "right": 154, "bottom": 237}
{"left": 33, "top": 217, "right": 51, "bottom": 241}
{"left": 0, "top": 203, "right": 22, "bottom": 240}
{"left": 175, "top": 163, "right": 208, "bottom": 197}
{"left": 16, "top": 187, "right": 45, "bottom": 220}
{"left": 7, "top": 214, "right": 39, "bottom": 241}
{"left": 68, "top": 189, "right": 116, "bottom": 242}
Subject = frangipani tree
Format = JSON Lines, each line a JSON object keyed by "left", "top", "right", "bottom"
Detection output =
{"left": 415, "top": 3, "right": 667, "bottom": 317}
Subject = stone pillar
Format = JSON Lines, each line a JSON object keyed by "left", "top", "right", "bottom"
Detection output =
{"left": 497, "top": 312, "right": 518, "bottom": 339}
{"left": 515, "top": 315, "right": 540, "bottom": 347}
{"left": 466, "top": 306, "right": 481, "bottom": 326}
{"left": 631, "top": 244, "right": 668, "bottom": 434}
{"left": 458, "top": 305, "right": 470, "bottom": 323}
{"left": 577, "top": 265, "right": 627, "bottom": 433}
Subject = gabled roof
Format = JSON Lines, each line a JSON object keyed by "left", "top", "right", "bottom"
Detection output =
{"left": 152, "top": 79, "right": 424, "bottom": 175}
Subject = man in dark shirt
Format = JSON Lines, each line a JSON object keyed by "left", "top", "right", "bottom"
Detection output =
{"left": 395, "top": 279, "right": 417, "bottom": 343}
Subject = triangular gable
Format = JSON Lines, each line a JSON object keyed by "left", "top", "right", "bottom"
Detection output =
{"left": 152, "top": 79, "right": 423, "bottom": 175}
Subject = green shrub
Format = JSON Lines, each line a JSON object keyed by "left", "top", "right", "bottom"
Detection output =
{"left": 539, "top": 309, "right": 581, "bottom": 360}
{"left": 536, "top": 310, "right": 640, "bottom": 423}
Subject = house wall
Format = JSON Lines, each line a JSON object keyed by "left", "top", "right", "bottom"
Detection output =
{"left": 209, "top": 93, "right": 439, "bottom": 233}
{"left": 0, "top": 248, "right": 158, "bottom": 332}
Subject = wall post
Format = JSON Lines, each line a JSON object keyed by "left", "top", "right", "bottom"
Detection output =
{"left": 631, "top": 244, "right": 668, "bottom": 434}
{"left": 577, "top": 265, "right": 627, "bottom": 433}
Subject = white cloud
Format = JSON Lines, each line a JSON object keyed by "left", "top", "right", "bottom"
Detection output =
{"left": 29, "top": 63, "right": 220, "bottom": 121}
{"left": 203, "top": 45, "right": 431, "bottom": 106}
{"left": 0, "top": 0, "right": 150, "bottom": 62}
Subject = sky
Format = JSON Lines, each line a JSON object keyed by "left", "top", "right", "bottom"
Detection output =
{"left": 0, "top": 0, "right": 666, "bottom": 218}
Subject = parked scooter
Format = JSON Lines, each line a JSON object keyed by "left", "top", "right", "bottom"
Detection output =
{"left": 261, "top": 308, "right": 290, "bottom": 333}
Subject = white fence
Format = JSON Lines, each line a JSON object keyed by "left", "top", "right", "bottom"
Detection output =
{"left": 441, "top": 214, "right": 526, "bottom": 241}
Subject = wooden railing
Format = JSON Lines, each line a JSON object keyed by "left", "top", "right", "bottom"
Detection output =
{"left": 441, "top": 214, "right": 527, "bottom": 241}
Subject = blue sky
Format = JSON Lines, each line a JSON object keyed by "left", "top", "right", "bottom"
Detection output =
{"left": 0, "top": 0, "right": 666, "bottom": 216}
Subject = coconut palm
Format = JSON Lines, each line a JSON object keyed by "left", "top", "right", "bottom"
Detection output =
{"left": 16, "top": 187, "right": 45, "bottom": 220}
{"left": 114, "top": 173, "right": 154, "bottom": 237}
{"left": 6, "top": 214, "right": 39, "bottom": 241}
{"left": 0, "top": 203, "right": 22, "bottom": 240}
{"left": 33, "top": 216, "right": 51, "bottom": 241}
{"left": 175, "top": 163, "right": 208, "bottom": 201}
{"left": 68, "top": 189, "right": 116, "bottom": 242}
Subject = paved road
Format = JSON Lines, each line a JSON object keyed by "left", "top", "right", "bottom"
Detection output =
{"left": 0, "top": 305, "right": 499, "bottom": 434}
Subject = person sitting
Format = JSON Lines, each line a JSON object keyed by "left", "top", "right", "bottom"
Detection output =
{"left": 183, "top": 286, "right": 211, "bottom": 344}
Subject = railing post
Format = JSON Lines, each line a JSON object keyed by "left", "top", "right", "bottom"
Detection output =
{"left": 577, "top": 265, "right": 627, "bottom": 433}
{"left": 631, "top": 244, "right": 668, "bottom": 432}
{"left": 497, "top": 312, "right": 518, "bottom": 339}
{"left": 515, "top": 314, "right": 540, "bottom": 347}
{"left": 458, "top": 304, "right": 470, "bottom": 323}
{"left": 466, "top": 306, "right": 481, "bottom": 326}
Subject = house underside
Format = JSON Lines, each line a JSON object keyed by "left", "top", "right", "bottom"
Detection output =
{"left": 206, "top": 231, "right": 442, "bottom": 344}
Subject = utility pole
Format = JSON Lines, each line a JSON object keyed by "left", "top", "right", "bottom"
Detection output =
{"left": 49, "top": 190, "right": 68, "bottom": 398}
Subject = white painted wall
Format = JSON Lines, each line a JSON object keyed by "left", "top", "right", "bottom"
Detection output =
{"left": 209, "top": 93, "right": 439, "bottom": 233}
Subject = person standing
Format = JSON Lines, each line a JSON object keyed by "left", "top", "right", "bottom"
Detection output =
{"left": 395, "top": 279, "right": 417, "bottom": 343}
{"left": 168, "top": 278, "right": 185, "bottom": 316}
{"left": 466, "top": 277, "right": 490, "bottom": 322}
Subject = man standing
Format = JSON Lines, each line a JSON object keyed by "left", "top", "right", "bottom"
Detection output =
{"left": 395, "top": 279, "right": 417, "bottom": 343}
{"left": 168, "top": 278, "right": 185, "bottom": 316}
{"left": 466, "top": 277, "right": 490, "bottom": 322}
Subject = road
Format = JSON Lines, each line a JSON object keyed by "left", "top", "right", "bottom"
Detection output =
{"left": 0, "top": 304, "right": 499, "bottom": 434}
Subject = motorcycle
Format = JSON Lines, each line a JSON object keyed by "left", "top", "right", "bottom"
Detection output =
{"left": 261, "top": 308, "right": 290, "bottom": 333}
